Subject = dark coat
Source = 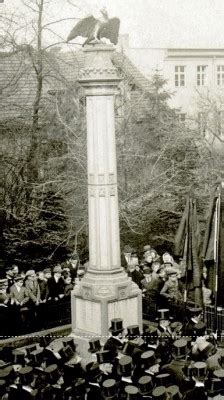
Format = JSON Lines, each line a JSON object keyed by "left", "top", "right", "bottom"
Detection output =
{"left": 9, "top": 284, "right": 29, "bottom": 304}
{"left": 161, "top": 358, "right": 186, "bottom": 388}
{"left": 183, "top": 386, "right": 207, "bottom": 400}
{"left": 47, "top": 276, "right": 64, "bottom": 299}
{"left": 38, "top": 279, "right": 48, "bottom": 301}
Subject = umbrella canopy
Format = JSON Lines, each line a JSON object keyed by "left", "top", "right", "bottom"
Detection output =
{"left": 202, "top": 183, "right": 224, "bottom": 307}
{"left": 174, "top": 193, "right": 203, "bottom": 306}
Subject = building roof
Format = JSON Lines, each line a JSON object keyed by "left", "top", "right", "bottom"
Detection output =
{"left": 0, "top": 48, "right": 151, "bottom": 121}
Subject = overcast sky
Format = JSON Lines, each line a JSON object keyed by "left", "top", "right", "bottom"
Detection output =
{"left": 2, "top": 0, "right": 224, "bottom": 48}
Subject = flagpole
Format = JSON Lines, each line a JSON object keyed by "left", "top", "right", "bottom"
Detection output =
{"left": 213, "top": 186, "right": 221, "bottom": 335}
{"left": 183, "top": 196, "right": 191, "bottom": 326}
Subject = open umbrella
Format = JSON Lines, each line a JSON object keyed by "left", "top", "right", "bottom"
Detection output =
{"left": 202, "top": 182, "right": 224, "bottom": 331}
{"left": 174, "top": 193, "right": 203, "bottom": 307}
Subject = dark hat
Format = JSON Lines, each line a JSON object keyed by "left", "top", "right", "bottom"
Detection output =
{"left": 182, "top": 363, "right": 193, "bottom": 379}
{"left": 144, "top": 326, "right": 158, "bottom": 345}
{"left": 58, "top": 345, "right": 75, "bottom": 362}
{"left": 12, "top": 349, "right": 26, "bottom": 365}
{"left": 0, "top": 379, "right": 7, "bottom": 395}
{"left": 102, "top": 379, "right": 118, "bottom": 399}
{"left": 155, "top": 374, "right": 171, "bottom": 388}
{"left": 138, "top": 375, "right": 153, "bottom": 394}
{"left": 42, "top": 348, "right": 59, "bottom": 366}
{"left": 63, "top": 363, "right": 84, "bottom": 384}
{"left": 39, "top": 336, "right": 53, "bottom": 348}
{"left": 44, "top": 364, "right": 61, "bottom": 383}
{"left": 72, "top": 378, "right": 86, "bottom": 396}
{"left": 117, "top": 356, "right": 133, "bottom": 377}
{"left": 213, "top": 369, "right": 224, "bottom": 381}
{"left": 192, "top": 362, "right": 207, "bottom": 379}
{"left": 30, "top": 348, "right": 45, "bottom": 366}
{"left": 86, "top": 362, "right": 103, "bottom": 382}
{"left": 140, "top": 351, "right": 158, "bottom": 369}
{"left": 166, "top": 385, "right": 182, "bottom": 400}
{"left": 156, "top": 309, "right": 170, "bottom": 321}
{"left": 43, "top": 268, "right": 51, "bottom": 274}
{"left": 62, "top": 337, "right": 77, "bottom": 352}
{"left": 152, "top": 386, "right": 167, "bottom": 400}
{"left": 131, "top": 347, "right": 143, "bottom": 366}
{"left": 18, "top": 366, "right": 33, "bottom": 385}
{"left": 187, "top": 307, "right": 202, "bottom": 316}
{"left": 205, "top": 378, "right": 222, "bottom": 397}
{"left": 218, "top": 350, "right": 224, "bottom": 367}
{"left": 25, "top": 344, "right": 38, "bottom": 358}
{"left": 109, "top": 318, "right": 124, "bottom": 334}
{"left": 0, "top": 368, "right": 11, "bottom": 380}
{"left": 14, "top": 275, "right": 24, "bottom": 282}
{"left": 172, "top": 339, "right": 189, "bottom": 359}
{"left": 88, "top": 338, "right": 102, "bottom": 353}
{"left": 194, "top": 321, "right": 206, "bottom": 337}
{"left": 96, "top": 350, "right": 114, "bottom": 365}
{"left": 124, "top": 385, "right": 139, "bottom": 400}
{"left": 121, "top": 341, "right": 137, "bottom": 357}
{"left": 126, "top": 325, "right": 140, "bottom": 339}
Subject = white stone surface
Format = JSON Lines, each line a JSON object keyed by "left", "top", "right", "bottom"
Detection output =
{"left": 75, "top": 298, "right": 101, "bottom": 334}
{"left": 108, "top": 297, "right": 139, "bottom": 328}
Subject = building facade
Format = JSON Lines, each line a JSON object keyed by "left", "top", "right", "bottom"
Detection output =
{"left": 119, "top": 35, "right": 224, "bottom": 139}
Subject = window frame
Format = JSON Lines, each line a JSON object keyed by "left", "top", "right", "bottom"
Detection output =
{"left": 175, "top": 65, "right": 186, "bottom": 87}
{"left": 197, "top": 65, "right": 207, "bottom": 86}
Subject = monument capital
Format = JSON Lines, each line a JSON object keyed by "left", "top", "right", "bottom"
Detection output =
{"left": 78, "top": 43, "right": 122, "bottom": 92}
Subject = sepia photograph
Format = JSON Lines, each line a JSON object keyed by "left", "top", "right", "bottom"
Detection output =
{"left": 0, "top": 0, "right": 224, "bottom": 398}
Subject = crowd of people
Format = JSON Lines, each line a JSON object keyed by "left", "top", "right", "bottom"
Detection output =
{"left": 0, "top": 244, "right": 214, "bottom": 335}
{"left": 122, "top": 245, "right": 213, "bottom": 321}
{"left": 0, "top": 260, "right": 85, "bottom": 335}
{"left": 0, "top": 310, "right": 223, "bottom": 399}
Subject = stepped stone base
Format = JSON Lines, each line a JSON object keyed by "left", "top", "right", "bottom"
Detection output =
{"left": 71, "top": 269, "right": 142, "bottom": 337}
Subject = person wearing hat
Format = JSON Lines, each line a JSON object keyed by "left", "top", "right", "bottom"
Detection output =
{"left": 41, "top": 364, "right": 64, "bottom": 400}
{"left": 128, "top": 252, "right": 144, "bottom": 289}
{"left": 183, "top": 307, "right": 203, "bottom": 338}
{"left": 46, "top": 265, "right": 65, "bottom": 301}
{"left": 36, "top": 271, "right": 48, "bottom": 302}
{"left": 183, "top": 362, "right": 207, "bottom": 400}
{"left": 152, "top": 385, "right": 168, "bottom": 400}
{"left": 9, "top": 275, "right": 29, "bottom": 306}
{"left": 5, "top": 267, "right": 15, "bottom": 294}
{"left": 24, "top": 271, "right": 40, "bottom": 306}
{"left": 117, "top": 355, "right": 134, "bottom": 391}
{"left": 101, "top": 378, "right": 119, "bottom": 400}
{"left": 104, "top": 319, "right": 125, "bottom": 357}
{"left": 161, "top": 339, "right": 190, "bottom": 388}
{"left": 85, "top": 362, "right": 104, "bottom": 400}
{"left": 156, "top": 333, "right": 172, "bottom": 365}
{"left": 160, "top": 268, "right": 184, "bottom": 304}
{"left": 181, "top": 362, "right": 195, "bottom": 395}
{"left": 156, "top": 309, "right": 173, "bottom": 335}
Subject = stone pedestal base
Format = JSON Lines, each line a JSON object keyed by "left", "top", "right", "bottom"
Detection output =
{"left": 71, "top": 270, "right": 142, "bottom": 338}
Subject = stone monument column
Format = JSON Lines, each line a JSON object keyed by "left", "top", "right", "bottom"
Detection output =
{"left": 71, "top": 44, "right": 142, "bottom": 337}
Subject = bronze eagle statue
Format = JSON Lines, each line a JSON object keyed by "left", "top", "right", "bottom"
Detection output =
{"left": 67, "top": 8, "right": 120, "bottom": 46}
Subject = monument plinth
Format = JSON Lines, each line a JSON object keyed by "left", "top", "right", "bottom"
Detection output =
{"left": 71, "top": 44, "right": 142, "bottom": 337}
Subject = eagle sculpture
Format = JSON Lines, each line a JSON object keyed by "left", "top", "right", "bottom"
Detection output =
{"left": 67, "top": 8, "right": 120, "bottom": 46}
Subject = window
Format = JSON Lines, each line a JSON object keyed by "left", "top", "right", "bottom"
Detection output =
{"left": 198, "top": 112, "right": 207, "bottom": 136}
{"left": 175, "top": 66, "right": 185, "bottom": 87}
{"left": 179, "top": 113, "right": 186, "bottom": 123}
{"left": 197, "top": 65, "right": 207, "bottom": 86}
{"left": 217, "top": 65, "right": 224, "bottom": 86}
